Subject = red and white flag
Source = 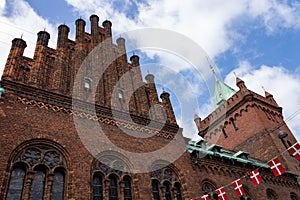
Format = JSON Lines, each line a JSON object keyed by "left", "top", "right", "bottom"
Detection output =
{"left": 232, "top": 179, "right": 244, "bottom": 197}
{"left": 216, "top": 187, "right": 228, "bottom": 200}
{"left": 249, "top": 169, "right": 262, "bottom": 186}
{"left": 268, "top": 157, "right": 286, "bottom": 177}
{"left": 288, "top": 143, "right": 300, "bottom": 163}
{"left": 201, "top": 194, "right": 210, "bottom": 200}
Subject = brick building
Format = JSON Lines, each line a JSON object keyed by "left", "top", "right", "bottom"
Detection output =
{"left": 0, "top": 15, "right": 299, "bottom": 200}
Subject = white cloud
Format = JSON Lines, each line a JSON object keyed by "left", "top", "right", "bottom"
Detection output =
{"left": 0, "top": 0, "right": 5, "bottom": 14}
{"left": 0, "top": 0, "right": 56, "bottom": 77}
{"left": 247, "top": 0, "right": 300, "bottom": 33}
{"left": 63, "top": 0, "right": 300, "bottom": 56}
{"left": 1, "top": 0, "right": 300, "bottom": 140}
{"left": 224, "top": 61, "right": 300, "bottom": 141}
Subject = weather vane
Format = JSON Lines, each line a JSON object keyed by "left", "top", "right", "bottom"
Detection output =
{"left": 206, "top": 56, "right": 218, "bottom": 80}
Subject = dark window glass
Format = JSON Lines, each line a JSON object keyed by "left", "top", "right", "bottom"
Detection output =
{"left": 30, "top": 169, "right": 46, "bottom": 200}
{"left": 51, "top": 171, "right": 65, "bottom": 200}
{"left": 202, "top": 182, "right": 215, "bottom": 194}
{"left": 93, "top": 174, "right": 103, "bottom": 200}
{"left": 109, "top": 176, "right": 118, "bottom": 200}
{"left": 6, "top": 167, "right": 26, "bottom": 200}
{"left": 291, "top": 193, "right": 299, "bottom": 200}
{"left": 124, "top": 177, "right": 132, "bottom": 200}
{"left": 164, "top": 182, "right": 172, "bottom": 200}
{"left": 267, "top": 190, "right": 276, "bottom": 200}
{"left": 152, "top": 181, "right": 160, "bottom": 200}
{"left": 175, "top": 183, "right": 182, "bottom": 200}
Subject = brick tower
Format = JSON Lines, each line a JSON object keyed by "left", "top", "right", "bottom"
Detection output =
{"left": 196, "top": 77, "right": 300, "bottom": 172}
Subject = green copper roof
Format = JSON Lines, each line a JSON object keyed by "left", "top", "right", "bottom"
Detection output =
{"left": 212, "top": 80, "right": 236, "bottom": 110}
{"left": 186, "top": 139, "right": 269, "bottom": 168}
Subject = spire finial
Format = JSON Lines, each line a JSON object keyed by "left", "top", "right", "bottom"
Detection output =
{"left": 233, "top": 71, "right": 237, "bottom": 78}
{"left": 20, "top": 34, "right": 23, "bottom": 39}
{"left": 206, "top": 56, "right": 218, "bottom": 80}
{"left": 262, "top": 86, "right": 266, "bottom": 92}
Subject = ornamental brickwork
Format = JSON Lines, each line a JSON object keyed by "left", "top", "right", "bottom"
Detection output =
{"left": 0, "top": 15, "right": 299, "bottom": 200}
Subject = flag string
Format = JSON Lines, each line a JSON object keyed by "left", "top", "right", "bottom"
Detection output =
{"left": 191, "top": 122, "right": 300, "bottom": 199}
{"left": 192, "top": 143, "right": 297, "bottom": 199}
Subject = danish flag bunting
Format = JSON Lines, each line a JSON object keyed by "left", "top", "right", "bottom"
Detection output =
{"left": 201, "top": 194, "right": 210, "bottom": 200}
{"left": 288, "top": 143, "right": 300, "bottom": 163}
{"left": 216, "top": 187, "right": 228, "bottom": 200}
{"left": 249, "top": 169, "right": 262, "bottom": 186}
{"left": 268, "top": 157, "right": 286, "bottom": 177}
{"left": 232, "top": 179, "right": 244, "bottom": 197}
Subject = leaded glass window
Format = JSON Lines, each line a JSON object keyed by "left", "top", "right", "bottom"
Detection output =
{"left": 6, "top": 167, "right": 26, "bottom": 200}
{"left": 5, "top": 143, "right": 68, "bottom": 200}
{"left": 175, "top": 182, "right": 182, "bottom": 200}
{"left": 267, "top": 189, "right": 277, "bottom": 200}
{"left": 51, "top": 171, "right": 65, "bottom": 200}
{"left": 164, "top": 182, "right": 172, "bottom": 200}
{"left": 124, "top": 176, "right": 132, "bottom": 200}
{"left": 109, "top": 175, "right": 118, "bottom": 200}
{"left": 93, "top": 174, "right": 103, "bottom": 200}
{"left": 152, "top": 180, "right": 160, "bottom": 200}
{"left": 29, "top": 169, "right": 46, "bottom": 200}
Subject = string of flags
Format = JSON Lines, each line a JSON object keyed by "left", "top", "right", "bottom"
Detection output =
{"left": 190, "top": 142, "right": 300, "bottom": 200}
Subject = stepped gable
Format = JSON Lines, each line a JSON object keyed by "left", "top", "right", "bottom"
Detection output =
{"left": 0, "top": 14, "right": 178, "bottom": 130}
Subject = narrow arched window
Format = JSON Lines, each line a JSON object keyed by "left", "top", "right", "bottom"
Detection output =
{"left": 30, "top": 168, "right": 46, "bottom": 200}
{"left": 51, "top": 171, "right": 65, "bottom": 200}
{"left": 84, "top": 78, "right": 92, "bottom": 91}
{"left": 291, "top": 192, "right": 299, "bottom": 200}
{"left": 152, "top": 180, "right": 160, "bottom": 200}
{"left": 109, "top": 175, "right": 118, "bottom": 200}
{"left": 174, "top": 182, "right": 182, "bottom": 200}
{"left": 266, "top": 189, "right": 277, "bottom": 200}
{"left": 93, "top": 174, "right": 103, "bottom": 200}
{"left": 6, "top": 167, "right": 26, "bottom": 200}
{"left": 164, "top": 182, "right": 172, "bottom": 200}
{"left": 124, "top": 176, "right": 132, "bottom": 200}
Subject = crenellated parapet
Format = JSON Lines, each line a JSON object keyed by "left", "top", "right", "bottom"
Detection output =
{"left": 198, "top": 77, "right": 283, "bottom": 138}
{"left": 1, "top": 14, "right": 179, "bottom": 129}
{"left": 195, "top": 77, "right": 299, "bottom": 175}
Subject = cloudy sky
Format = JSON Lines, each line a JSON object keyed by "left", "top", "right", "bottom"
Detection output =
{"left": 0, "top": 0, "right": 299, "bottom": 140}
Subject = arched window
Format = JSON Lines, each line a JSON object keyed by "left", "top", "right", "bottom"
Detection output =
{"left": 51, "top": 170, "right": 65, "bottom": 200}
{"left": 164, "top": 181, "right": 172, "bottom": 200}
{"left": 174, "top": 182, "right": 182, "bottom": 200}
{"left": 291, "top": 192, "right": 299, "bottom": 200}
{"left": 124, "top": 176, "right": 132, "bottom": 200}
{"left": 4, "top": 141, "right": 68, "bottom": 200}
{"left": 84, "top": 78, "right": 92, "bottom": 90}
{"left": 201, "top": 180, "right": 216, "bottom": 194}
{"left": 92, "top": 153, "right": 133, "bottom": 200}
{"left": 29, "top": 168, "right": 46, "bottom": 200}
{"left": 152, "top": 180, "right": 160, "bottom": 200}
{"left": 109, "top": 175, "right": 118, "bottom": 200}
{"left": 93, "top": 173, "right": 103, "bottom": 200}
{"left": 266, "top": 189, "right": 277, "bottom": 200}
{"left": 6, "top": 167, "right": 26, "bottom": 200}
{"left": 150, "top": 165, "right": 184, "bottom": 200}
